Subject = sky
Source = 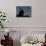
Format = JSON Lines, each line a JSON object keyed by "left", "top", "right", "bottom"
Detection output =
{"left": 16, "top": 6, "right": 32, "bottom": 17}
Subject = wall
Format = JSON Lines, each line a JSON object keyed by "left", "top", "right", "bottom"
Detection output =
{"left": 0, "top": 0, "right": 46, "bottom": 46}
{"left": 0, "top": 0, "right": 46, "bottom": 27}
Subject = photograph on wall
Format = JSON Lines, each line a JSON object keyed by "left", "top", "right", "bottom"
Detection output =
{"left": 16, "top": 6, "right": 32, "bottom": 17}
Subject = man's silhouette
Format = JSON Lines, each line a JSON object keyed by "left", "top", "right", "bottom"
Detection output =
{"left": 17, "top": 8, "right": 24, "bottom": 17}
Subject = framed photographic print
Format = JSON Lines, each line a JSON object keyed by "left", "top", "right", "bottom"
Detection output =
{"left": 16, "top": 6, "right": 32, "bottom": 17}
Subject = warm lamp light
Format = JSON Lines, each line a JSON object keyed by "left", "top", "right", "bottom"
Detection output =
{"left": 5, "top": 29, "right": 9, "bottom": 33}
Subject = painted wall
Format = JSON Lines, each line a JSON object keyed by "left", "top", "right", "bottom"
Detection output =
{"left": 0, "top": 0, "right": 46, "bottom": 27}
{"left": 0, "top": 0, "right": 46, "bottom": 46}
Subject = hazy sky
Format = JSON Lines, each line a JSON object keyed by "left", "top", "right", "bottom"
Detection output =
{"left": 16, "top": 6, "right": 32, "bottom": 17}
